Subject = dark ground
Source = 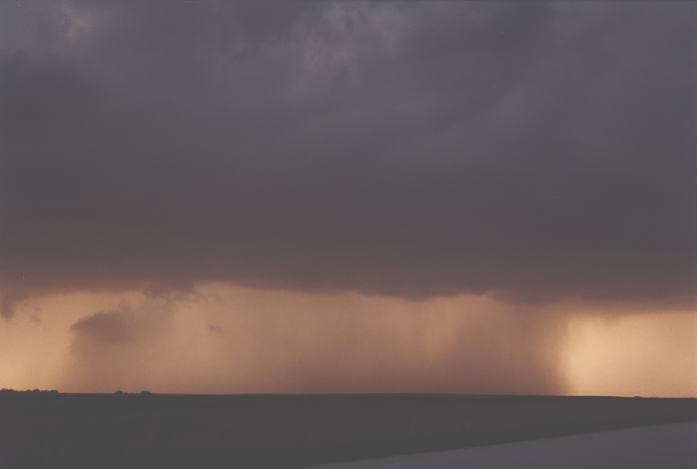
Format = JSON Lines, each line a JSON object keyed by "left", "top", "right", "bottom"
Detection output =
{"left": 1, "top": 392, "right": 696, "bottom": 468}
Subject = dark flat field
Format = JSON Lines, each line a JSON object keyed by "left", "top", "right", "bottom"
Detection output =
{"left": 1, "top": 392, "right": 696, "bottom": 468}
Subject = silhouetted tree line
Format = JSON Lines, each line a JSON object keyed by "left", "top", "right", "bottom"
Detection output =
{"left": 114, "top": 390, "right": 153, "bottom": 396}
{"left": 0, "top": 388, "right": 59, "bottom": 394}
{"left": 0, "top": 388, "right": 153, "bottom": 396}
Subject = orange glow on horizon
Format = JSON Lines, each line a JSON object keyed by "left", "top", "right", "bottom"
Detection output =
{"left": 1, "top": 284, "right": 695, "bottom": 397}
{"left": 565, "top": 310, "right": 697, "bottom": 397}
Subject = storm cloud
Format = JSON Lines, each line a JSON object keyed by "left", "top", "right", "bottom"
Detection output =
{"left": 1, "top": 1, "right": 696, "bottom": 314}
{"left": 71, "top": 310, "right": 135, "bottom": 345}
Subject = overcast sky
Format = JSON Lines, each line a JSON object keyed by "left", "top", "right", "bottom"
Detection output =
{"left": 0, "top": 1, "right": 695, "bottom": 395}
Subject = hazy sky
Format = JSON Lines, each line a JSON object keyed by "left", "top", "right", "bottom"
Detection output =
{"left": 0, "top": 1, "right": 695, "bottom": 396}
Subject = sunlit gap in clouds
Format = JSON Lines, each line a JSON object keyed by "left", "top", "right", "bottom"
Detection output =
{"left": 565, "top": 310, "right": 697, "bottom": 398}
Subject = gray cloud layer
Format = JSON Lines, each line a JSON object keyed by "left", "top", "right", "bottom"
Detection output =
{"left": 1, "top": 1, "right": 695, "bottom": 314}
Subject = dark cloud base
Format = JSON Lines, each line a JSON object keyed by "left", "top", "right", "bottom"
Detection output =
{"left": 1, "top": 1, "right": 695, "bottom": 314}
